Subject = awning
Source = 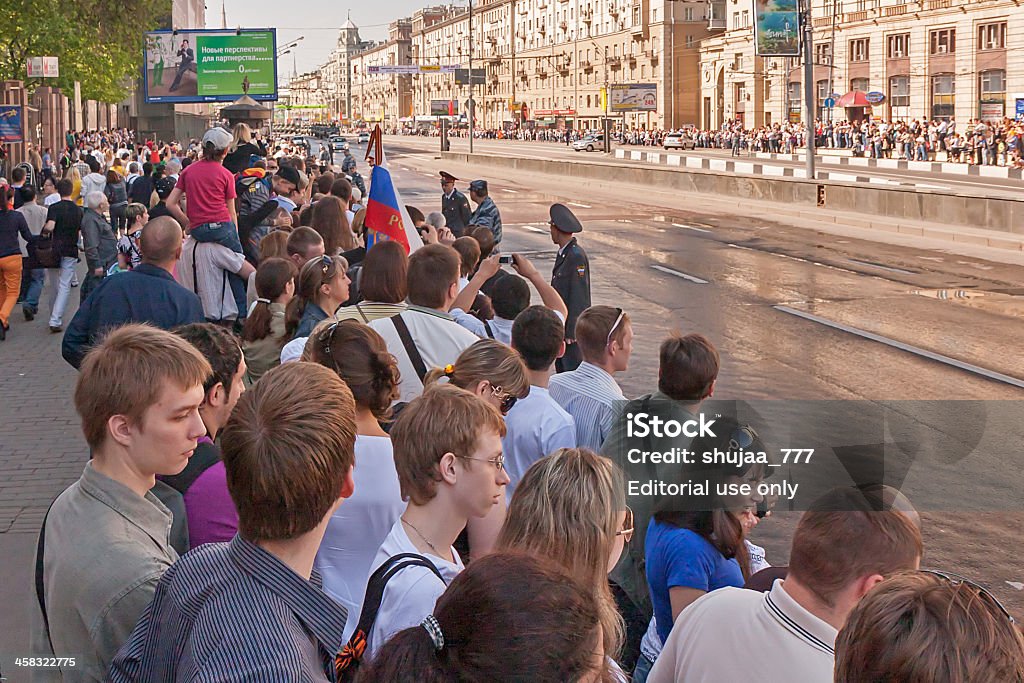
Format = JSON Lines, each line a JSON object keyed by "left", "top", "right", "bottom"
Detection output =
{"left": 837, "top": 91, "right": 871, "bottom": 108}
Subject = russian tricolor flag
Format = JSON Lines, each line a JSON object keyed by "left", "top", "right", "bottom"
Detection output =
{"left": 363, "top": 128, "right": 423, "bottom": 253}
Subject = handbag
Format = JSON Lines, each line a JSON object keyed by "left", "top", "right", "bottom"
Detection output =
{"left": 33, "top": 233, "right": 60, "bottom": 268}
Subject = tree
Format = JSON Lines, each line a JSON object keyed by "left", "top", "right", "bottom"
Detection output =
{"left": 0, "top": 0, "right": 170, "bottom": 102}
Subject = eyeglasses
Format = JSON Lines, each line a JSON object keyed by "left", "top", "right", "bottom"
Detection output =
{"left": 606, "top": 308, "right": 625, "bottom": 348}
{"left": 616, "top": 506, "right": 634, "bottom": 543}
{"left": 490, "top": 385, "right": 518, "bottom": 415}
{"left": 921, "top": 569, "right": 1016, "bottom": 624}
{"left": 729, "top": 425, "right": 759, "bottom": 451}
{"left": 456, "top": 454, "right": 506, "bottom": 471}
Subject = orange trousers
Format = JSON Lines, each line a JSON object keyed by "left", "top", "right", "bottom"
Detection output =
{"left": 0, "top": 253, "right": 23, "bottom": 327}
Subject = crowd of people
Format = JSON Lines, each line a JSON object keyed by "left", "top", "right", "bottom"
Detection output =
{"left": 4, "top": 123, "right": 1023, "bottom": 682}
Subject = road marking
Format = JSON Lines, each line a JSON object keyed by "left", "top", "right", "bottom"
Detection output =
{"left": 567, "top": 201, "right": 592, "bottom": 209}
{"left": 846, "top": 258, "right": 917, "bottom": 275}
{"left": 651, "top": 265, "right": 709, "bottom": 284}
{"left": 672, "top": 223, "right": 711, "bottom": 233}
{"left": 728, "top": 243, "right": 754, "bottom": 251}
{"left": 773, "top": 305, "right": 1024, "bottom": 389}
{"left": 504, "top": 188, "right": 519, "bottom": 193}
{"left": 522, "top": 225, "right": 547, "bottom": 233}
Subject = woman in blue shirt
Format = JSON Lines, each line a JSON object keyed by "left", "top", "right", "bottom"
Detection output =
{"left": 285, "top": 254, "right": 350, "bottom": 340}
{"left": 638, "top": 417, "right": 768, "bottom": 680}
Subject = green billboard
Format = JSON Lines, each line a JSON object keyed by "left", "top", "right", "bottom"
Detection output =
{"left": 144, "top": 29, "right": 278, "bottom": 103}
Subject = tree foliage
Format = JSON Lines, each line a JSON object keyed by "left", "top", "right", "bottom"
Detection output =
{"left": 1, "top": 0, "right": 171, "bottom": 102}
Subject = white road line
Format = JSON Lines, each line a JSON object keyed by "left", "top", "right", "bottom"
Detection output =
{"left": 522, "top": 225, "right": 547, "bottom": 233}
{"left": 773, "top": 305, "right": 1024, "bottom": 389}
{"left": 651, "top": 265, "right": 709, "bottom": 284}
{"left": 567, "top": 201, "right": 592, "bottom": 209}
{"left": 672, "top": 223, "right": 711, "bottom": 233}
{"left": 504, "top": 188, "right": 519, "bottom": 193}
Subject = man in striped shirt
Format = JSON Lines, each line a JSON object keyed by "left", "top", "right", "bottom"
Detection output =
{"left": 548, "top": 305, "right": 633, "bottom": 451}
{"left": 109, "top": 362, "right": 357, "bottom": 682}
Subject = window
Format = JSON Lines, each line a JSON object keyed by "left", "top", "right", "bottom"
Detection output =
{"left": 741, "top": 10, "right": 750, "bottom": 27}
{"left": 787, "top": 81, "right": 801, "bottom": 108}
{"left": 979, "top": 69, "right": 1006, "bottom": 119}
{"left": 816, "top": 79, "right": 830, "bottom": 117}
{"left": 733, "top": 11, "right": 740, "bottom": 28}
{"left": 931, "top": 74, "right": 955, "bottom": 120}
{"left": 884, "top": 75, "right": 909, "bottom": 107}
{"left": 684, "top": 6, "right": 694, "bottom": 21}
{"left": 633, "top": 6, "right": 641, "bottom": 24}
{"left": 733, "top": 53, "right": 743, "bottom": 70}
{"left": 849, "top": 38, "right": 869, "bottom": 62}
{"left": 980, "top": 69, "right": 1005, "bottom": 95}
{"left": 765, "top": 81, "right": 773, "bottom": 101}
{"left": 685, "top": 34, "right": 694, "bottom": 48}
{"left": 978, "top": 22, "right": 1006, "bottom": 50}
{"left": 814, "top": 43, "right": 832, "bottom": 65}
{"left": 929, "top": 28, "right": 955, "bottom": 55}
{"left": 887, "top": 33, "right": 909, "bottom": 58}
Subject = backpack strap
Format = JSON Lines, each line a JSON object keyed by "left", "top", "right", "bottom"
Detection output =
{"left": 160, "top": 441, "right": 221, "bottom": 496}
{"left": 35, "top": 502, "right": 57, "bottom": 654}
{"left": 390, "top": 313, "right": 428, "bottom": 382}
{"left": 483, "top": 320, "right": 495, "bottom": 339}
{"left": 335, "top": 552, "right": 445, "bottom": 680}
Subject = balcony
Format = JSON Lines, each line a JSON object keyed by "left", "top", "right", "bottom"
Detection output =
{"left": 607, "top": 55, "right": 622, "bottom": 69}
{"left": 631, "top": 22, "right": 645, "bottom": 37}
{"left": 580, "top": 59, "right": 593, "bottom": 71}
{"left": 883, "top": 4, "right": 907, "bottom": 16}
{"left": 843, "top": 10, "right": 868, "bottom": 21}
{"left": 517, "top": 69, "right": 528, "bottom": 80}
{"left": 609, "top": 3, "right": 620, "bottom": 17}
{"left": 560, "top": 20, "right": 568, "bottom": 30}
{"left": 581, "top": 8, "right": 593, "bottom": 23}
{"left": 707, "top": 0, "right": 726, "bottom": 30}
{"left": 538, "top": 24, "right": 546, "bottom": 34}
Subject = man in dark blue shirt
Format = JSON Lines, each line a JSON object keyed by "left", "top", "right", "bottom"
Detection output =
{"left": 108, "top": 362, "right": 357, "bottom": 682}
{"left": 62, "top": 217, "right": 204, "bottom": 369}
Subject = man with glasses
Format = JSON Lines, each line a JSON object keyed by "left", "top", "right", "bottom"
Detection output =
{"left": 646, "top": 485, "right": 923, "bottom": 683}
{"left": 365, "top": 384, "right": 509, "bottom": 659}
{"left": 549, "top": 203, "right": 590, "bottom": 372}
{"left": 439, "top": 171, "right": 471, "bottom": 237}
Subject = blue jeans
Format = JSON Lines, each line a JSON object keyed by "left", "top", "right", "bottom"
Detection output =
{"left": 190, "top": 221, "right": 248, "bottom": 319}
{"left": 22, "top": 266, "right": 45, "bottom": 312}
{"left": 632, "top": 654, "right": 655, "bottom": 683}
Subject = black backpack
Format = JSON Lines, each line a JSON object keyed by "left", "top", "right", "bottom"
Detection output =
{"left": 334, "top": 552, "right": 445, "bottom": 682}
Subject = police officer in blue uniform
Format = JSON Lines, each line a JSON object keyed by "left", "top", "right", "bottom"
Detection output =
{"left": 440, "top": 171, "right": 472, "bottom": 237}
{"left": 549, "top": 203, "right": 590, "bottom": 372}
{"left": 468, "top": 179, "right": 502, "bottom": 246}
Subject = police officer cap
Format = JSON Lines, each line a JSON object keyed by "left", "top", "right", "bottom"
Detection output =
{"left": 549, "top": 203, "right": 583, "bottom": 233}
{"left": 469, "top": 179, "right": 488, "bottom": 193}
{"left": 439, "top": 171, "right": 459, "bottom": 182}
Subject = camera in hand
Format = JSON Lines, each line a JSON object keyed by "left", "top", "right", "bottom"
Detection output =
{"left": 498, "top": 254, "right": 514, "bottom": 265}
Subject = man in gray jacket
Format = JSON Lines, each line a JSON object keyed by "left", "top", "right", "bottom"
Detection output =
{"left": 81, "top": 191, "right": 118, "bottom": 302}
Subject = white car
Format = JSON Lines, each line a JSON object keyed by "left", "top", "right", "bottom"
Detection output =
{"left": 331, "top": 136, "right": 349, "bottom": 151}
{"left": 573, "top": 134, "right": 604, "bottom": 152}
{"left": 357, "top": 132, "right": 370, "bottom": 144}
{"left": 663, "top": 133, "right": 695, "bottom": 150}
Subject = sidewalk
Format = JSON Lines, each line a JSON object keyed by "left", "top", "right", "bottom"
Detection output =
{"left": 0, "top": 264, "right": 88, "bottom": 664}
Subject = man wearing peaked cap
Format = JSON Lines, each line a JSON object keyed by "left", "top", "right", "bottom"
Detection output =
{"left": 468, "top": 179, "right": 502, "bottom": 245}
{"left": 549, "top": 203, "right": 590, "bottom": 372}
{"left": 440, "top": 171, "right": 472, "bottom": 237}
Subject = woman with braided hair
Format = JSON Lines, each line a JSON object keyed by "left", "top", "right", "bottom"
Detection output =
{"left": 308, "top": 318, "right": 406, "bottom": 641}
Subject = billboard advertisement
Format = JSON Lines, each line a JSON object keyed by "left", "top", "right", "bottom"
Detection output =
{"left": 144, "top": 28, "right": 278, "bottom": 103}
{"left": 430, "top": 99, "right": 457, "bottom": 116}
{"left": 609, "top": 83, "right": 658, "bottom": 112}
{"left": 0, "top": 106, "right": 23, "bottom": 143}
{"left": 754, "top": 0, "right": 800, "bottom": 57}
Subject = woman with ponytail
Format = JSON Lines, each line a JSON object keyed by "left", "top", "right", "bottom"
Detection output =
{"left": 285, "top": 253, "right": 350, "bottom": 339}
{"left": 358, "top": 552, "right": 605, "bottom": 683}
{"left": 241, "top": 257, "right": 296, "bottom": 384}
{"left": 309, "top": 319, "right": 406, "bottom": 640}
{"left": 497, "top": 448, "right": 630, "bottom": 681}
{"left": 421, "top": 338, "right": 531, "bottom": 560}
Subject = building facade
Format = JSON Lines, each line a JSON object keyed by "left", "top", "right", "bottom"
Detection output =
{"left": 700, "top": 0, "right": 1024, "bottom": 129}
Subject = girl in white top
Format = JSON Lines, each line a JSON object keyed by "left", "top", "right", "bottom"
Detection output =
{"left": 309, "top": 320, "right": 406, "bottom": 640}
{"left": 496, "top": 447, "right": 633, "bottom": 682}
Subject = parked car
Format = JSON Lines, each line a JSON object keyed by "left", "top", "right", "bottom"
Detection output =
{"left": 357, "top": 131, "right": 370, "bottom": 144}
{"left": 572, "top": 134, "right": 605, "bottom": 152}
{"left": 331, "top": 135, "right": 349, "bottom": 151}
{"left": 663, "top": 133, "right": 696, "bottom": 150}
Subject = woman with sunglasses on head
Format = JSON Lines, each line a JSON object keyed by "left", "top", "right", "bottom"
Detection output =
{"left": 634, "top": 416, "right": 767, "bottom": 682}
{"left": 496, "top": 448, "right": 632, "bottom": 682}
{"left": 307, "top": 319, "right": 406, "bottom": 642}
{"left": 285, "top": 254, "right": 350, "bottom": 340}
{"left": 421, "top": 339, "right": 530, "bottom": 561}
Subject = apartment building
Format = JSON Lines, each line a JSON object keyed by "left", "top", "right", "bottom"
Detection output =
{"left": 699, "top": 0, "right": 1024, "bottom": 128}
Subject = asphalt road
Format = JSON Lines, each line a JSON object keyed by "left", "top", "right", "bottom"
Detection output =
{"left": 391, "top": 135, "right": 1024, "bottom": 197}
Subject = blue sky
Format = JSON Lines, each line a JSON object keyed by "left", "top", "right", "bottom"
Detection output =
{"left": 206, "top": 0, "right": 450, "bottom": 78}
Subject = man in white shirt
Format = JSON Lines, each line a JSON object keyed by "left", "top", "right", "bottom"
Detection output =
{"left": 16, "top": 186, "right": 48, "bottom": 320}
{"left": 176, "top": 236, "right": 255, "bottom": 324}
{"left": 549, "top": 305, "right": 632, "bottom": 451}
{"left": 645, "top": 486, "right": 923, "bottom": 683}
{"left": 369, "top": 244, "right": 478, "bottom": 402}
{"left": 366, "top": 385, "right": 509, "bottom": 658}
{"left": 503, "top": 306, "right": 576, "bottom": 499}
{"left": 451, "top": 253, "right": 567, "bottom": 345}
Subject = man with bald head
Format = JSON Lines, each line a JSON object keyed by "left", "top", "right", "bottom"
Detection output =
{"left": 62, "top": 217, "right": 205, "bottom": 368}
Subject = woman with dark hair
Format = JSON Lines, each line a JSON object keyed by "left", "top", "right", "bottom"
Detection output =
{"left": 0, "top": 185, "right": 33, "bottom": 340}
{"left": 285, "top": 254, "right": 350, "bottom": 339}
{"left": 242, "top": 257, "right": 297, "bottom": 384}
{"left": 308, "top": 319, "right": 405, "bottom": 641}
{"left": 334, "top": 240, "right": 409, "bottom": 323}
{"left": 358, "top": 552, "right": 604, "bottom": 682}
{"left": 104, "top": 168, "right": 129, "bottom": 233}
{"left": 634, "top": 416, "right": 767, "bottom": 681}
{"left": 310, "top": 195, "right": 357, "bottom": 257}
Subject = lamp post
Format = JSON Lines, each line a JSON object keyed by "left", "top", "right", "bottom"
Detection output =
{"left": 469, "top": 0, "right": 475, "bottom": 153}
